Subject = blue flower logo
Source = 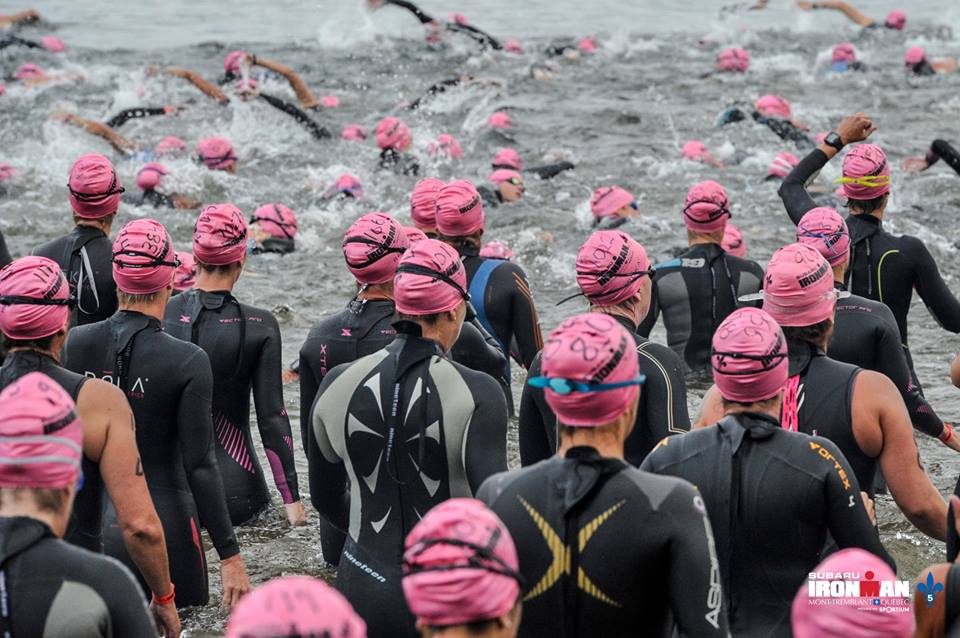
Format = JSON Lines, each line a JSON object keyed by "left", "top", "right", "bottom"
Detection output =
{"left": 917, "top": 571, "right": 944, "bottom": 608}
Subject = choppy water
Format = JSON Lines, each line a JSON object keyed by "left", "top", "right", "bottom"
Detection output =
{"left": 3, "top": 1, "right": 960, "bottom": 634}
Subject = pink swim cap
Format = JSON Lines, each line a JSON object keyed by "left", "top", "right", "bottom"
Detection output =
{"left": 576, "top": 231, "right": 651, "bottom": 306}
{"left": 755, "top": 94, "right": 792, "bottom": 119}
{"left": 0, "top": 163, "right": 17, "bottom": 183}
{"left": 0, "top": 84, "right": 5, "bottom": 97}
{"left": 136, "top": 162, "right": 168, "bottom": 191}
{"left": 538, "top": 313, "right": 642, "bottom": 426}
{"left": 447, "top": 13, "right": 469, "bottom": 25}
{"left": 492, "top": 148, "right": 523, "bottom": 171}
{"left": 839, "top": 144, "right": 890, "bottom": 201}
{"left": 577, "top": 36, "right": 598, "bottom": 53}
{"left": 904, "top": 46, "right": 926, "bottom": 66}
{"left": 767, "top": 151, "right": 799, "bottom": 179}
{"left": 343, "top": 212, "right": 409, "bottom": 285}
{"left": 395, "top": 239, "right": 469, "bottom": 316}
{"left": 342, "top": 124, "right": 368, "bottom": 142}
{"left": 193, "top": 203, "right": 248, "bottom": 266}
{"left": 411, "top": 178, "right": 444, "bottom": 230}
{"left": 173, "top": 251, "right": 196, "bottom": 292}
{"left": 683, "top": 180, "right": 730, "bottom": 233}
{"left": 682, "top": 140, "right": 717, "bottom": 165}
{"left": 14, "top": 63, "right": 43, "bottom": 80}
{"left": 792, "top": 549, "right": 914, "bottom": 638}
{"left": 717, "top": 47, "right": 750, "bottom": 72}
{"left": 0, "top": 372, "right": 83, "bottom": 489}
{"left": 155, "top": 136, "right": 187, "bottom": 156}
{"left": 436, "top": 180, "right": 485, "bottom": 237}
{"left": 711, "top": 307, "right": 788, "bottom": 403}
{"left": 762, "top": 243, "right": 841, "bottom": 327}
{"left": 590, "top": 186, "right": 636, "bottom": 219}
{"left": 0, "top": 257, "right": 71, "bottom": 340}
{"left": 320, "top": 95, "right": 340, "bottom": 108}
{"left": 325, "top": 173, "right": 364, "bottom": 200}
{"left": 885, "top": 10, "right": 906, "bottom": 30}
{"left": 832, "top": 43, "right": 856, "bottom": 64}
{"left": 405, "top": 227, "right": 429, "bottom": 244}
{"left": 225, "top": 576, "right": 366, "bottom": 638}
{"left": 40, "top": 36, "right": 65, "bottom": 52}
{"left": 488, "top": 111, "right": 512, "bottom": 129}
{"left": 251, "top": 204, "right": 297, "bottom": 239}
{"left": 427, "top": 134, "right": 464, "bottom": 160}
{"left": 196, "top": 137, "right": 237, "bottom": 171}
{"left": 67, "top": 153, "right": 124, "bottom": 219}
{"left": 504, "top": 39, "right": 524, "bottom": 54}
{"left": 403, "top": 498, "right": 521, "bottom": 627}
{"left": 233, "top": 77, "right": 259, "bottom": 96}
{"left": 112, "top": 219, "right": 178, "bottom": 294}
{"left": 722, "top": 223, "right": 746, "bottom": 257}
{"left": 488, "top": 169, "right": 522, "bottom": 185}
{"left": 797, "top": 207, "right": 850, "bottom": 266}
{"left": 479, "top": 241, "right": 514, "bottom": 261}
{"left": 223, "top": 50, "right": 248, "bottom": 74}
{"left": 375, "top": 117, "right": 412, "bottom": 151}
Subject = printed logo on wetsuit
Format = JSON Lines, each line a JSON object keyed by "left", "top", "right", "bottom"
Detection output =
{"left": 84, "top": 371, "right": 149, "bottom": 399}
{"left": 807, "top": 441, "right": 851, "bottom": 491}
{"left": 803, "top": 570, "right": 911, "bottom": 614}
{"left": 797, "top": 261, "right": 829, "bottom": 289}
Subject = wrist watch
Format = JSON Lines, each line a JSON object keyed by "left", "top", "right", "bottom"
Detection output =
{"left": 823, "top": 132, "right": 844, "bottom": 152}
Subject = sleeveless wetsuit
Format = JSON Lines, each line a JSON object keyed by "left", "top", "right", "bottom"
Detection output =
{"left": 519, "top": 314, "right": 689, "bottom": 466}
{"left": 779, "top": 148, "right": 960, "bottom": 347}
{"left": 638, "top": 242, "right": 764, "bottom": 373}
{"left": 63, "top": 310, "right": 240, "bottom": 608}
{"left": 830, "top": 285, "right": 946, "bottom": 438}
{"left": 0, "top": 517, "right": 155, "bottom": 637}
{"left": 642, "top": 412, "right": 894, "bottom": 636}
{"left": 164, "top": 290, "right": 300, "bottom": 526}
{"left": 34, "top": 225, "right": 118, "bottom": 326}
{"left": 927, "top": 139, "right": 960, "bottom": 176}
{"left": 480, "top": 446, "right": 728, "bottom": 638}
{"left": 307, "top": 325, "right": 508, "bottom": 638}
{"left": 0, "top": 351, "right": 104, "bottom": 552}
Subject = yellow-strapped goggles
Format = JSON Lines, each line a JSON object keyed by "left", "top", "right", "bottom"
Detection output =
{"left": 833, "top": 175, "right": 891, "bottom": 188}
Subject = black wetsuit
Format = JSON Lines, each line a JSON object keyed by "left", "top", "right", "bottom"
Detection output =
{"left": 34, "top": 225, "right": 118, "bottom": 327}
{"left": 779, "top": 148, "right": 960, "bottom": 348}
{"left": 0, "top": 351, "right": 104, "bottom": 553}
{"left": 946, "top": 564, "right": 960, "bottom": 633}
{"left": 478, "top": 185, "right": 501, "bottom": 208}
{"left": 927, "top": 139, "right": 960, "bottom": 176}
{"left": 307, "top": 324, "right": 508, "bottom": 638}
{"left": 164, "top": 290, "right": 301, "bottom": 526}
{"left": 252, "top": 237, "right": 295, "bottom": 255}
{"left": 122, "top": 188, "right": 175, "bottom": 209}
{"left": 378, "top": 149, "right": 420, "bottom": 176}
{"left": 105, "top": 107, "right": 168, "bottom": 129}
{"left": 910, "top": 61, "right": 937, "bottom": 77}
{"left": 0, "top": 229, "right": 11, "bottom": 267}
{"left": 63, "top": 311, "right": 240, "bottom": 608}
{"left": 381, "top": 0, "right": 501, "bottom": 49}
{"left": 259, "top": 93, "right": 331, "bottom": 140}
{"left": 641, "top": 412, "right": 894, "bottom": 636}
{"left": 830, "top": 283, "right": 946, "bottom": 438}
{"left": 638, "top": 242, "right": 764, "bottom": 373}
{"left": 719, "top": 108, "right": 814, "bottom": 148}
{"left": 479, "top": 446, "right": 728, "bottom": 638}
{"left": 408, "top": 77, "right": 467, "bottom": 110}
{"left": 0, "top": 517, "right": 155, "bottom": 637}
{"left": 519, "top": 315, "right": 690, "bottom": 466}
{"left": 490, "top": 162, "right": 575, "bottom": 181}
{"left": 0, "top": 34, "right": 44, "bottom": 50}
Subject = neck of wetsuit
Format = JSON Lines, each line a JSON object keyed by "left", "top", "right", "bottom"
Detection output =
{"left": 608, "top": 313, "right": 638, "bottom": 334}
{"left": 456, "top": 244, "right": 480, "bottom": 258}
{"left": 728, "top": 411, "right": 781, "bottom": 436}
{"left": 3, "top": 347, "right": 60, "bottom": 366}
{"left": 834, "top": 281, "right": 848, "bottom": 292}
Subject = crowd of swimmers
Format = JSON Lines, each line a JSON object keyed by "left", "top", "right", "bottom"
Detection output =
{"left": 3, "top": 2, "right": 960, "bottom": 637}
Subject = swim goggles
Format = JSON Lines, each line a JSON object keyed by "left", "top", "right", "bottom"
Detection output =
{"left": 67, "top": 170, "right": 125, "bottom": 201}
{"left": 833, "top": 175, "right": 890, "bottom": 188}
{"left": 0, "top": 293, "right": 76, "bottom": 308}
{"left": 711, "top": 350, "right": 787, "bottom": 374}
{"left": 112, "top": 239, "right": 180, "bottom": 270}
{"left": 343, "top": 224, "right": 406, "bottom": 268}
{"left": 250, "top": 206, "right": 297, "bottom": 239}
{"left": 528, "top": 374, "right": 645, "bottom": 394}
{"left": 683, "top": 198, "right": 730, "bottom": 223}
{"left": 403, "top": 537, "right": 525, "bottom": 586}
{"left": 504, "top": 177, "right": 524, "bottom": 186}
{"left": 395, "top": 262, "right": 471, "bottom": 302}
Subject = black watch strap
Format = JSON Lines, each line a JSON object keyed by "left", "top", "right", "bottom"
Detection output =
{"left": 823, "top": 132, "right": 844, "bottom": 152}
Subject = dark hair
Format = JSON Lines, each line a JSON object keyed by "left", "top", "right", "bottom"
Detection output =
{"left": 720, "top": 395, "right": 781, "bottom": 411}
{"left": 437, "top": 232, "right": 482, "bottom": 250}
{"left": 782, "top": 318, "right": 832, "bottom": 349}
{"left": 426, "top": 618, "right": 499, "bottom": 636}
{"left": 397, "top": 311, "right": 442, "bottom": 326}
{"left": 2, "top": 334, "right": 57, "bottom": 351}
{"left": 196, "top": 260, "right": 242, "bottom": 275}
{"left": 0, "top": 487, "right": 70, "bottom": 514}
{"left": 847, "top": 193, "right": 887, "bottom": 216}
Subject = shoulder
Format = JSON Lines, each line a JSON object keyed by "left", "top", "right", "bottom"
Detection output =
{"left": 32, "top": 236, "right": 63, "bottom": 258}
{"left": 318, "top": 349, "right": 389, "bottom": 394}
{"left": 636, "top": 339, "right": 682, "bottom": 370}
{"left": 896, "top": 234, "right": 931, "bottom": 258}
{"left": 438, "top": 357, "right": 503, "bottom": 400}
{"left": 240, "top": 301, "right": 280, "bottom": 332}
{"left": 617, "top": 464, "right": 702, "bottom": 511}
{"left": 644, "top": 429, "right": 714, "bottom": 467}
{"left": 307, "top": 307, "right": 351, "bottom": 336}
{"left": 478, "top": 464, "right": 547, "bottom": 506}
{"left": 726, "top": 254, "right": 764, "bottom": 276}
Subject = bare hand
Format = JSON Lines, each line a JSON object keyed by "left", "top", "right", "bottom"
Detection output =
{"left": 219, "top": 555, "right": 251, "bottom": 609}
{"left": 902, "top": 156, "right": 931, "bottom": 172}
{"left": 284, "top": 501, "right": 307, "bottom": 527}
{"left": 796, "top": 1, "right": 814, "bottom": 10}
{"left": 861, "top": 491, "right": 877, "bottom": 526}
{"left": 836, "top": 112, "right": 876, "bottom": 145}
{"left": 281, "top": 368, "right": 300, "bottom": 385}
{"left": 150, "top": 600, "right": 181, "bottom": 638}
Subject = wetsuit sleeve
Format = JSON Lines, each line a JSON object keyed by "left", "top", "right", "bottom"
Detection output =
{"left": 105, "top": 107, "right": 167, "bottom": 129}
{"left": 816, "top": 437, "right": 896, "bottom": 570}
{"left": 494, "top": 263, "right": 543, "bottom": 369}
{"left": 464, "top": 372, "right": 509, "bottom": 493}
{"left": 777, "top": 148, "right": 829, "bottom": 224}
{"left": 0, "top": 231, "right": 12, "bottom": 268}
{"left": 752, "top": 112, "right": 814, "bottom": 148}
{"left": 518, "top": 355, "right": 554, "bottom": 466}
{"left": 408, "top": 78, "right": 462, "bottom": 110}
{"left": 444, "top": 22, "right": 501, "bottom": 50}
{"left": 258, "top": 93, "right": 331, "bottom": 140}
{"left": 251, "top": 315, "right": 300, "bottom": 504}
{"left": 178, "top": 350, "right": 240, "bottom": 559}
{"left": 0, "top": 35, "right": 40, "bottom": 50}
{"left": 907, "top": 236, "right": 960, "bottom": 333}
{"left": 307, "top": 365, "right": 350, "bottom": 533}
{"left": 298, "top": 335, "right": 321, "bottom": 466}
{"left": 638, "top": 343, "right": 691, "bottom": 436}
{"left": 929, "top": 140, "right": 960, "bottom": 176}
{"left": 636, "top": 280, "right": 661, "bottom": 338}
{"left": 384, "top": 0, "right": 434, "bottom": 23}
{"left": 103, "top": 560, "right": 157, "bottom": 636}
{"left": 663, "top": 482, "right": 729, "bottom": 636}
{"left": 526, "top": 161, "right": 575, "bottom": 180}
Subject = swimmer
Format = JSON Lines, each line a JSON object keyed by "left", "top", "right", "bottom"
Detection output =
{"left": 829, "top": 42, "right": 866, "bottom": 73}
{"left": 425, "top": 134, "right": 463, "bottom": 160}
{"left": 407, "top": 75, "right": 505, "bottom": 111}
{"left": 164, "top": 207, "right": 305, "bottom": 528}
{"left": 376, "top": 116, "right": 419, "bottom": 175}
{"left": 590, "top": 185, "right": 639, "bottom": 229}
{"left": 765, "top": 151, "right": 800, "bottom": 181}
{"left": 905, "top": 46, "right": 958, "bottom": 76}
{"left": 479, "top": 169, "right": 524, "bottom": 208}
{"left": 8, "top": 62, "right": 82, "bottom": 86}
{"left": 403, "top": 499, "right": 522, "bottom": 638}
{"left": 797, "top": 2, "right": 906, "bottom": 31}
{"left": 54, "top": 112, "right": 137, "bottom": 155}
{"left": 713, "top": 47, "right": 750, "bottom": 74}
{"left": 721, "top": 223, "right": 746, "bottom": 257}
{"left": 123, "top": 162, "right": 200, "bottom": 210}
{"left": 367, "top": 0, "right": 501, "bottom": 50}
{"left": 323, "top": 173, "right": 364, "bottom": 200}
{"left": 521, "top": 231, "right": 689, "bottom": 466}
{"left": 682, "top": 140, "right": 723, "bottom": 167}
{"left": 645, "top": 306, "right": 893, "bottom": 635}
{"left": 0, "top": 373, "right": 158, "bottom": 636}
{"left": 63, "top": 219, "right": 251, "bottom": 607}
{"left": 0, "top": 8, "right": 41, "bottom": 28}
{"left": 172, "top": 250, "right": 196, "bottom": 294}
{"left": 491, "top": 147, "right": 574, "bottom": 180}
{"left": 718, "top": 95, "right": 814, "bottom": 148}
{"left": 0, "top": 33, "right": 64, "bottom": 52}
{"left": 904, "top": 139, "right": 960, "bottom": 176}
{"left": 638, "top": 180, "right": 764, "bottom": 373}
{"left": 410, "top": 178, "right": 443, "bottom": 237}
{"left": 480, "top": 314, "right": 727, "bottom": 637}
{"left": 342, "top": 124, "right": 368, "bottom": 142}
{"left": 306, "top": 238, "right": 508, "bottom": 637}
{"left": 479, "top": 240, "right": 514, "bottom": 260}
{"left": 196, "top": 136, "right": 238, "bottom": 173}
{"left": 249, "top": 203, "right": 298, "bottom": 254}
{"left": 223, "top": 51, "right": 324, "bottom": 109}
{"left": 698, "top": 243, "right": 948, "bottom": 541}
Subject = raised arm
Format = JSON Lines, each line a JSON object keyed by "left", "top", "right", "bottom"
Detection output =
{"left": 158, "top": 67, "right": 229, "bottom": 104}
{"left": 797, "top": 1, "right": 875, "bottom": 27}
{"left": 463, "top": 374, "right": 508, "bottom": 493}
{"left": 250, "top": 55, "right": 320, "bottom": 109}
{"left": 59, "top": 114, "right": 136, "bottom": 154}
{"left": 0, "top": 9, "right": 41, "bottom": 28}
